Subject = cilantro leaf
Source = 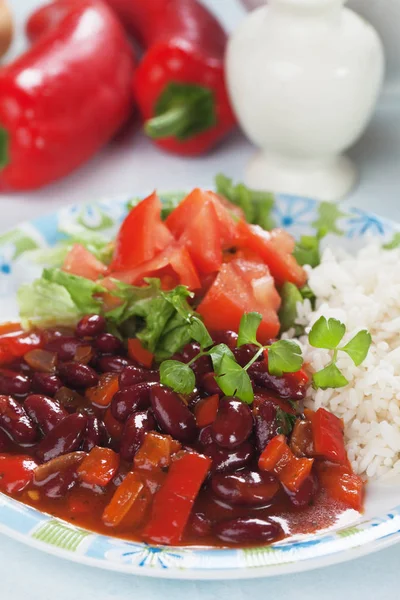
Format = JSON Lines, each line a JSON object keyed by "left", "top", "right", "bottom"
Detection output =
{"left": 159, "top": 360, "right": 196, "bottom": 395}
{"left": 267, "top": 340, "right": 303, "bottom": 376}
{"left": 293, "top": 235, "right": 320, "bottom": 267}
{"left": 189, "top": 317, "right": 213, "bottom": 350}
{"left": 237, "top": 312, "right": 262, "bottom": 347}
{"left": 312, "top": 363, "right": 349, "bottom": 389}
{"left": 215, "top": 354, "right": 254, "bottom": 404}
{"left": 278, "top": 283, "right": 303, "bottom": 333}
{"left": 341, "top": 330, "right": 372, "bottom": 366}
{"left": 208, "top": 344, "right": 235, "bottom": 372}
{"left": 312, "top": 202, "right": 347, "bottom": 238}
{"left": 309, "top": 316, "right": 346, "bottom": 350}
{"left": 383, "top": 232, "right": 400, "bottom": 250}
{"left": 276, "top": 409, "right": 297, "bottom": 435}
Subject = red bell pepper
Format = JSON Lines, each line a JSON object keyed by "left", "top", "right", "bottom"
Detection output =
{"left": 259, "top": 434, "right": 314, "bottom": 493}
{"left": 0, "top": 0, "right": 135, "bottom": 191}
{"left": 311, "top": 408, "right": 347, "bottom": 464}
{"left": 103, "top": 0, "right": 236, "bottom": 155}
{"left": 78, "top": 447, "right": 120, "bottom": 486}
{"left": 317, "top": 462, "right": 364, "bottom": 511}
{"left": 134, "top": 432, "right": 173, "bottom": 471}
{"left": 0, "top": 328, "right": 44, "bottom": 365}
{"left": 0, "top": 454, "right": 38, "bottom": 494}
{"left": 127, "top": 338, "right": 154, "bottom": 368}
{"left": 143, "top": 450, "right": 211, "bottom": 544}
{"left": 194, "top": 394, "right": 219, "bottom": 428}
{"left": 102, "top": 471, "right": 145, "bottom": 526}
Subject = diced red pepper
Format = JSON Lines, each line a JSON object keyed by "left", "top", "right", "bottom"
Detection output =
{"left": 0, "top": 454, "right": 38, "bottom": 494}
{"left": 62, "top": 244, "right": 107, "bottom": 280}
{"left": 143, "top": 451, "right": 211, "bottom": 544}
{"left": 103, "top": 407, "right": 124, "bottom": 442}
{"left": 0, "top": 329, "right": 44, "bottom": 365}
{"left": 86, "top": 373, "right": 119, "bottom": 408}
{"left": 317, "top": 462, "right": 364, "bottom": 511}
{"left": 194, "top": 394, "right": 219, "bottom": 427}
{"left": 78, "top": 447, "right": 120, "bottom": 486}
{"left": 134, "top": 432, "right": 172, "bottom": 471}
{"left": 127, "top": 338, "right": 154, "bottom": 368}
{"left": 312, "top": 408, "right": 347, "bottom": 464}
{"left": 259, "top": 435, "right": 314, "bottom": 493}
{"left": 102, "top": 471, "right": 145, "bottom": 527}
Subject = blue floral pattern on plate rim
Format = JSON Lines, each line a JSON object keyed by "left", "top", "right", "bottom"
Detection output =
{"left": 1, "top": 192, "right": 400, "bottom": 580}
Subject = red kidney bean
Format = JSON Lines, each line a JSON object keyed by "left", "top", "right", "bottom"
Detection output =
{"left": 249, "top": 361, "right": 306, "bottom": 399}
{"left": 211, "top": 470, "right": 279, "bottom": 506}
{"left": 0, "top": 395, "right": 37, "bottom": 443}
{"left": 8, "top": 358, "right": 32, "bottom": 375}
{"left": 190, "top": 513, "right": 212, "bottom": 537}
{"left": 35, "top": 413, "right": 87, "bottom": 462}
{"left": 233, "top": 344, "right": 261, "bottom": 367}
{"left": 34, "top": 451, "right": 86, "bottom": 483}
{"left": 119, "top": 410, "right": 157, "bottom": 461}
{"left": 24, "top": 394, "right": 68, "bottom": 435}
{"left": 204, "top": 441, "right": 254, "bottom": 473}
{"left": 111, "top": 382, "right": 154, "bottom": 422}
{"left": 76, "top": 314, "right": 106, "bottom": 338}
{"left": 212, "top": 330, "right": 238, "bottom": 350}
{"left": 95, "top": 333, "right": 122, "bottom": 354}
{"left": 200, "top": 372, "right": 221, "bottom": 396}
{"left": 212, "top": 397, "right": 253, "bottom": 449}
{"left": 0, "top": 371, "right": 31, "bottom": 396}
{"left": 191, "top": 355, "right": 213, "bottom": 382}
{"left": 58, "top": 362, "right": 98, "bottom": 388}
{"left": 198, "top": 425, "right": 214, "bottom": 447}
{"left": 253, "top": 399, "right": 279, "bottom": 453}
{"left": 0, "top": 428, "right": 9, "bottom": 451}
{"left": 81, "top": 416, "right": 108, "bottom": 452}
{"left": 285, "top": 474, "right": 319, "bottom": 507}
{"left": 46, "top": 337, "right": 84, "bottom": 361}
{"left": 119, "top": 366, "right": 159, "bottom": 388}
{"left": 150, "top": 384, "right": 197, "bottom": 443}
{"left": 32, "top": 372, "right": 63, "bottom": 397}
{"left": 214, "top": 517, "right": 283, "bottom": 545}
{"left": 97, "top": 355, "right": 132, "bottom": 373}
{"left": 39, "top": 465, "right": 79, "bottom": 499}
{"left": 181, "top": 342, "right": 201, "bottom": 362}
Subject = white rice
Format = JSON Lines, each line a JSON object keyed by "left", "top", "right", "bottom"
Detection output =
{"left": 290, "top": 243, "right": 400, "bottom": 480}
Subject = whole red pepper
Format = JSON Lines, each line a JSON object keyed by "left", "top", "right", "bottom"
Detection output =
{"left": 104, "top": 0, "right": 236, "bottom": 155}
{"left": 0, "top": 0, "right": 135, "bottom": 191}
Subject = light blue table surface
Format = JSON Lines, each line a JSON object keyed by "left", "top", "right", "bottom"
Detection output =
{"left": 1, "top": 1, "right": 400, "bottom": 598}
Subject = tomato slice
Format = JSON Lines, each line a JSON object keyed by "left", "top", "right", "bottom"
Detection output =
{"left": 62, "top": 244, "right": 107, "bottom": 281}
{"left": 179, "top": 200, "right": 223, "bottom": 275}
{"left": 110, "top": 192, "right": 174, "bottom": 272}
{"left": 197, "top": 259, "right": 280, "bottom": 343}
{"left": 237, "top": 222, "right": 307, "bottom": 288}
{"left": 233, "top": 257, "right": 281, "bottom": 312}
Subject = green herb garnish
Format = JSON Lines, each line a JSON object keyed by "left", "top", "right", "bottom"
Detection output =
{"left": 309, "top": 316, "right": 371, "bottom": 389}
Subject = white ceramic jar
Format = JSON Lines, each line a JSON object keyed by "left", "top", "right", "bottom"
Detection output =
{"left": 226, "top": 0, "right": 385, "bottom": 201}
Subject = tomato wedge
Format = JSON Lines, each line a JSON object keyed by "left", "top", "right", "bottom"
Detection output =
{"left": 237, "top": 222, "right": 307, "bottom": 287}
{"left": 110, "top": 192, "right": 174, "bottom": 272}
{"left": 197, "top": 258, "right": 280, "bottom": 343}
{"left": 62, "top": 244, "right": 107, "bottom": 280}
{"left": 179, "top": 199, "right": 223, "bottom": 274}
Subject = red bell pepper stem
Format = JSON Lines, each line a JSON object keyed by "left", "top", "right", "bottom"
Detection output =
{"left": 103, "top": 0, "right": 236, "bottom": 155}
{"left": 0, "top": 0, "right": 135, "bottom": 191}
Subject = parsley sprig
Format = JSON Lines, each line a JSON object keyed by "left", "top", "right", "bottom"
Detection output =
{"left": 160, "top": 311, "right": 304, "bottom": 404}
{"left": 309, "top": 316, "right": 371, "bottom": 389}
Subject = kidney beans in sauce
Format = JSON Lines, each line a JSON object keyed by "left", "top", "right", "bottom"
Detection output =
{"left": 32, "top": 372, "right": 63, "bottom": 397}
{"left": 200, "top": 372, "right": 221, "bottom": 396}
{"left": 24, "top": 394, "right": 68, "bottom": 435}
{"left": 45, "top": 337, "right": 84, "bottom": 361}
{"left": 190, "top": 512, "right": 213, "bottom": 537}
{"left": 119, "top": 410, "right": 157, "bottom": 461}
{"left": 97, "top": 356, "right": 132, "bottom": 373}
{"left": 95, "top": 333, "right": 123, "bottom": 355}
{"left": 204, "top": 441, "right": 254, "bottom": 474}
{"left": 0, "top": 372, "right": 31, "bottom": 396}
{"left": 81, "top": 416, "right": 108, "bottom": 452}
{"left": 0, "top": 395, "right": 37, "bottom": 444}
{"left": 58, "top": 362, "right": 99, "bottom": 388}
{"left": 150, "top": 384, "right": 197, "bottom": 443}
{"left": 211, "top": 470, "right": 280, "bottom": 506}
{"left": 212, "top": 330, "right": 238, "bottom": 350}
{"left": 285, "top": 474, "right": 319, "bottom": 508}
{"left": 111, "top": 383, "right": 154, "bottom": 422}
{"left": 233, "top": 344, "right": 261, "bottom": 367}
{"left": 212, "top": 397, "right": 253, "bottom": 449}
{"left": 253, "top": 399, "right": 279, "bottom": 453}
{"left": 0, "top": 427, "right": 9, "bottom": 451}
{"left": 214, "top": 517, "right": 283, "bottom": 545}
{"left": 76, "top": 314, "right": 106, "bottom": 338}
{"left": 249, "top": 361, "right": 306, "bottom": 399}
{"left": 37, "top": 465, "right": 79, "bottom": 499}
{"left": 35, "top": 413, "right": 87, "bottom": 462}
